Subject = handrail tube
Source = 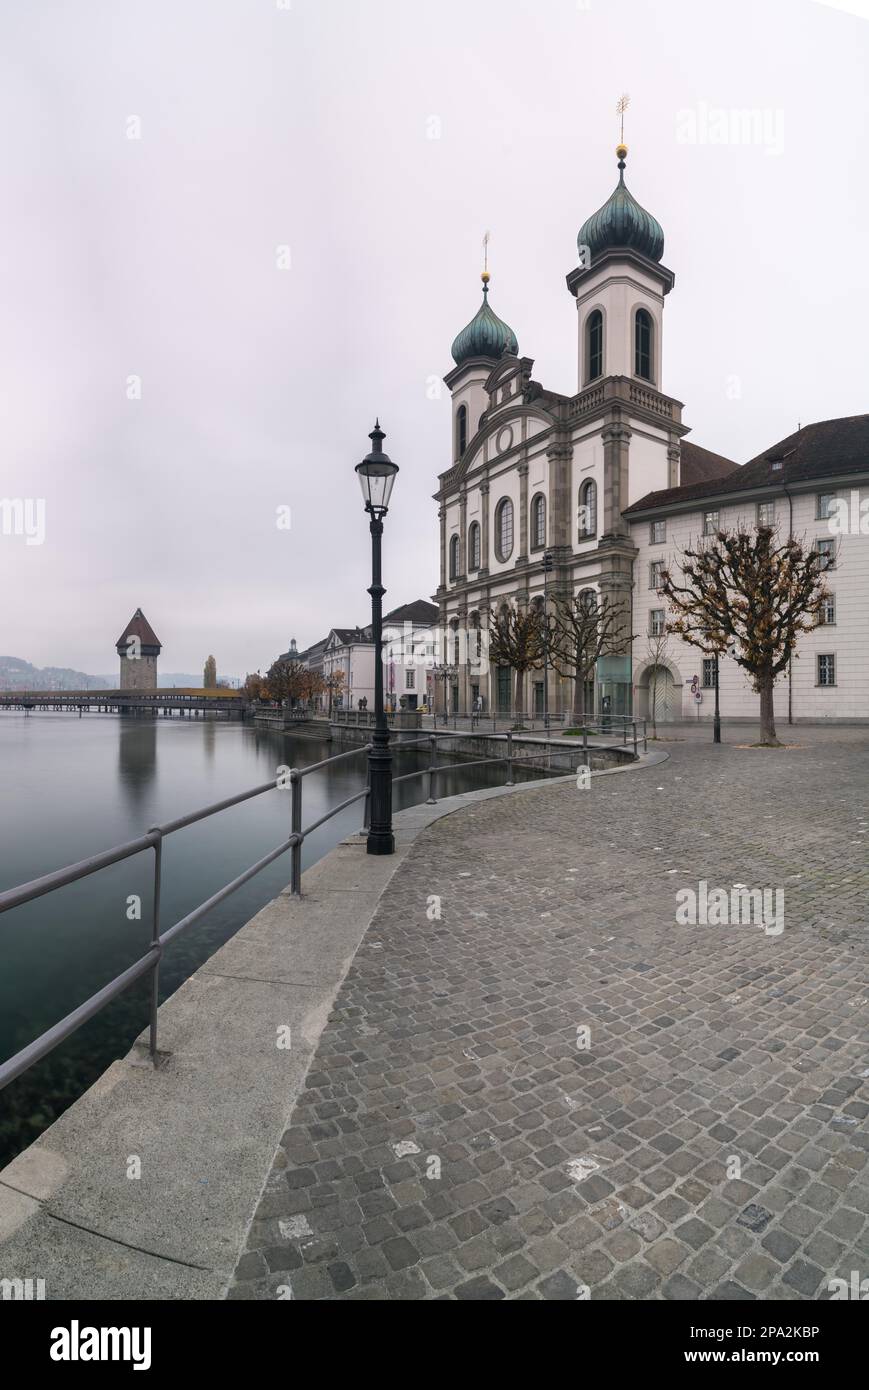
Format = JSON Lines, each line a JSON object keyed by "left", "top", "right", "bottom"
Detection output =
{"left": 300, "top": 787, "right": 369, "bottom": 839}
{"left": 155, "top": 779, "right": 278, "bottom": 836}
{"left": 0, "top": 947, "right": 161, "bottom": 1092}
{"left": 158, "top": 837, "right": 298, "bottom": 949}
{"left": 0, "top": 831, "right": 159, "bottom": 914}
{"left": 296, "top": 743, "right": 372, "bottom": 778}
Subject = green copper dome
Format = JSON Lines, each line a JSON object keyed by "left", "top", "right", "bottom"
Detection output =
{"left": 577, "top": 149, "right": 664, "bottom": 264}
{"left": 451, "top": 276, "right": 518, "bottom": 366}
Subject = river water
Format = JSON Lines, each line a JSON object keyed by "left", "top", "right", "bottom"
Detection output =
{"left": 0, "top": 714, "right": 538, "bottom": 1166}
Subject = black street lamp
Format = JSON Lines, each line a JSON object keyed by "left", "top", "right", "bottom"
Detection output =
{"left": 356, "top": 420, "right": 399, "bottom": 855}
{"left": 542, "top": 550, "right": 554, "bottom": 728}
{"left": 712, "top": 642, "right": 735, "bottom": 744}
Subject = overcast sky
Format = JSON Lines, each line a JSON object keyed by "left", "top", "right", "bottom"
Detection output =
{"left": 1, "top": 0, "right": 867, "bottom": 677}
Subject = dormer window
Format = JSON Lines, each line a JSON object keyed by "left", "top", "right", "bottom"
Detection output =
{"left": 456, "top": 404, "right": 468, "bottom": 458}
{"left": 634, "top": 308, "right": 652, "bottom": 381}
{"left": 586, "top": 310, "right": 603, "bottom": 382}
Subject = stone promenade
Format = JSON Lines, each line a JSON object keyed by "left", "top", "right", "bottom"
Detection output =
{"left": 229, "top": 728, "right": 869, "bottom": 1300}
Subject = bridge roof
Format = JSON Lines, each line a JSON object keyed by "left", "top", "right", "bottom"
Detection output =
{"left": 116, "top": 608, "right": 161, "bottom": 650}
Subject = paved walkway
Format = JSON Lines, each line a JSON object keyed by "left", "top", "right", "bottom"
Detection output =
{"left": 229, "top": 728, "right": 869, "bottom": 1300}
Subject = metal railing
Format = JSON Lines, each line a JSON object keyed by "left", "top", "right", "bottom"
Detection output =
{"left": 0, "top": 728, "right": 599, "bottom": 1095}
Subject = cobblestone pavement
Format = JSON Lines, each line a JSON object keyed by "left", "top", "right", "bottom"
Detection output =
{"left": 229, "top": 729, "right": 869, "bottom": 1300}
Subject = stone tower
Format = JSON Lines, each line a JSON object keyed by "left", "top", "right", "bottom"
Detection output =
{"left": 116, "top": 608, "right": 161, "bottom": 691}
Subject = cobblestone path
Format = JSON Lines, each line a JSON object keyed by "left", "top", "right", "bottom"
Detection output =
{"left": 229, "top": 731, "right": 869, "bottom": 1300}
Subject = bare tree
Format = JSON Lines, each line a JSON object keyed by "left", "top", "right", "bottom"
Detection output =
{"left": 661, "top": 525, "right": 827, "bottom": 746}
{"left": 643, "top": 622, "right": 672, "bottom": 739}
{"left": 487, "top": 604, "right": 545, "bottom": 725}
{"left": 546, "top": 591, "right": 629, "bottom": 723}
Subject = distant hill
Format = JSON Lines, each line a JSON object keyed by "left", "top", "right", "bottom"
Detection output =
{"left": 0, "top": 657, "right": 112, "bottom": 691}
{"left": 94, "top": 673, "right": 242, "bottom": 690}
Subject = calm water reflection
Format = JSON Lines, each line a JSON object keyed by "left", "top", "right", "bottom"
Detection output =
{"left": 0, "top": 714, "right": 541, "bottom": 1165}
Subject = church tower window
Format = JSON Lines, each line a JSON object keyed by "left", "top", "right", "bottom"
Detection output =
{"left": 495, "top": 498, "right": 514, "bottom": 561}
{"left": 531, "top": 494, "right": 546, "bottom": 550}
{"left": 449, "top": 534, "right": 459, "bottom": 581}
{"left": 586, "top": 310, "right": 603, "bottom": 382}
{"left": 468, "top": 521, "right": 481, "bottom": 571}
{"left": 578, "top": 479, "right": 597, "bottom": 539}
{"left": 634, "top": 308, "right": 653, "bottom": 381}
{"left": 456, "top": 404, "right": 468, "bottom": 457}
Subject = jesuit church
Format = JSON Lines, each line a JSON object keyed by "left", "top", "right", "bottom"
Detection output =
{"left": 434, "top": 144, "right": 869, "bottom": 723}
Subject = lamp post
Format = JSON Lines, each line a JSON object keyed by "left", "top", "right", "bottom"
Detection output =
{"left": 356, "top": 420, "right": 399, "bottom": 855}
{"left": 542, "top": 550, "right": 554, "bottom": 728}
{"left": 712, "top": 641, "right": 735, "bottom": 745}
{"left": 431, "top": 662, "right": 457, "bottom": 725}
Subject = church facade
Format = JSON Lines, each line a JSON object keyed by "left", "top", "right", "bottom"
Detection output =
{"left": 434, "top": 145, "right": 869, "bottom": 723}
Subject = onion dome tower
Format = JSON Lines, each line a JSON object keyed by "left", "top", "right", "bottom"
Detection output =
{"left": 450, "top": 272, "right": 518, "bottom": 366}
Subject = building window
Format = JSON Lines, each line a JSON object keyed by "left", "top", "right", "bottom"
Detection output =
{"left": 578, "top": 479, "right": 597, "bottom": 538}
{"left": 634, "top": 308, "right": 652, "bottom": 381}
{"left": 650, "top": 519, "right": 666, "bottom": 544}
{"left": 452, "top": 623, "right": 460, "bottom": 666}
{"left": 757, "top": 501, "right": 775, "bottom": 527}
{"left": 817, "top": 654, "right": 836, "bottom": 686}
{"left": 819, "top": 592, "right": 836, "bottom": 625}
{"left": 817, "top": 492, "right": 837, "bottom": 520}
{"left": 579, "top": 588, "right": 597, "bottom": 615}
{"left": 495, "top": 498, "right": 514, "bottom": 561}
{"left": 816, "top": 538, "right": 836, "bottom": 570}
{"left": 702, "top": 657, "right": 717, "bottom": 688}
{"left": 406, "top": 669, "right": 415, "bottom": 688}
{"left": 586, "top": 309, "right": 603, "bottom": 382}
{"left": 468, "top": 521, "right": 481, "bottom": 571}
{"left": 649, "top": 609, "right": 665, "bottom": 636}
{"left": 448, "top": 534, "right": 459, "bottom": 581}
{"left": 649, "top": 560, "right": 664, "bottom": 590}
{"left": 531, "top": 493, "right": 546, "bottom": 549}
{"left": 703, "top": 510, "right": 719, "bottom": 536}
{"left": 456, "top": 404, "right": 468, "bottom": 458}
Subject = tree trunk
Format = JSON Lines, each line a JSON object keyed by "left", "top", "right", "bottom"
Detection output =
{"left": 758, "top": 677, "right": 778, "bottom": 746}
{"left": 514, "top": 669, "right": 525, "bottom": 724}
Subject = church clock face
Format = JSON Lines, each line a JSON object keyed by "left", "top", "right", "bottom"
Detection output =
{"left": 496, "top": 425, "right": 514, "bottom": 455}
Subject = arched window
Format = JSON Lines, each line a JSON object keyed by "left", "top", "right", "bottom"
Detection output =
{"left": 495, "top": 498, "right": 514, "bottom": 562}
{"left": 531, "top": 493, "right": 546, "bottom": 550}
{"left": 635, "top": 309, "right": 652, "bottom": 381}
{"left": 579, "top": 587, "right": 598, "bottom": 615}
{"left": 468, "top": 521, "right": 481, "bottom": 571}
{"left": 579, "top": 479, "right": 597, "bottom": 539}
{"left": 586, "top": 309, "right": 603, "bottom": 382}
{"left": 448, "top": 534, "right": 459, "bottom": 581}
{"left": 456, "top": 404, "right": 468, "bottom": 457}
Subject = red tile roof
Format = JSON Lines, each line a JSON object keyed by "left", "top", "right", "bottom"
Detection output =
{"left": 116, "top": 608, "right": 161, "bottom": 650}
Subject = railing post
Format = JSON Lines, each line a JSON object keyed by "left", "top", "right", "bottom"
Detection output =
{"left": 290, "top": 769, "right": 302, "bottom": 895}
{"left": 148, "top": 828, "right": 163, "bottom": 1064}
{"left": 427, "top": 733, "right": 438, "bottom": 804}
{"left": 633, "top": 720, "right": 638, "bottom": 756}
{"left": 583, "top": 726, "right": 588, "bottom": 762}
{"left": 643, "top": 718, "right": 648, "bottom": 754}
{"left": 506, "top": 730, "right": 514, "bottom": 786}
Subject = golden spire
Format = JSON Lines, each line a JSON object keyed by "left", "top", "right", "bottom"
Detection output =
{"left": 481, "top": 229, "right": 491, "bottom": 288}
{"left": 616, "top": 92, "right": 630, "bottom": 162}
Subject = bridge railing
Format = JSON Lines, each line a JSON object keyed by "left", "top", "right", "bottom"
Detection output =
{"left": 0, "top": 729, "right": 597, "bottom": 1094}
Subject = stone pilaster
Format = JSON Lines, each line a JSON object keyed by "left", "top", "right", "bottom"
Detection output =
{"left": 602, "top": 411, "right": 632, "bottom": 537}
{"left": 438, "top": 506, "right": 447, "bottom": 589}
{"left": 546, "top": 439, "right": 573, "bottom": 550}
{"left": 667, "top": 436, "right": 681, "bottom": 490}
{"left": 518, "top": 461, "right": 529, "bottom": 563}
{"left": 458, "top": 489, "right": 468, "bottom": 579}
{"left": 479, "top": 480, "right": 490, "bottom": 576}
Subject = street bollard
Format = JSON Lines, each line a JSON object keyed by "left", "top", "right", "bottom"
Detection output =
{"left": 290, "top": 769, "right": 302, "bottom": 895}
{"left": 427, "top": 734, "right": 438, "bottom": 804}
